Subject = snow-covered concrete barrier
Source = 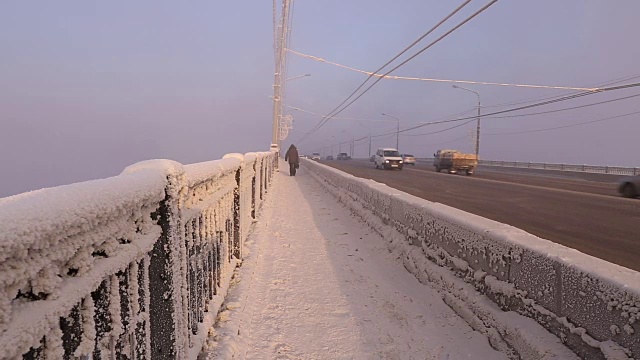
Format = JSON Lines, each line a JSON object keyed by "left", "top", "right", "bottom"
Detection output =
{"left": 0, "top": 152, "right": 276, "bottom": 359}
{"left": 303, "top": 159, "right": 640, "bottom": 360}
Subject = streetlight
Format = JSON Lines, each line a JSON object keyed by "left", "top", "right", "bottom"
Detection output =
{"left": 330, "top": 135, "right": 335, "bottom": 156}
{"left": 286, "top": 73, "right": 311, "bottom": 81}
{"left": 452, "top": 85, "right": 481, "bottom": 157}
{"left": 381, "top": 113, "right": 400, "bottom": 150}
{"left": 358, "top": 123, "right": 372, "bottom": 158}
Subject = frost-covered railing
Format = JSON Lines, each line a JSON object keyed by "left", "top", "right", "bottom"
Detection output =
{"left": 304, "top": 159, "right": 640, "bottom": 360}
{"left": 479, "top": 160, "right": 639, "bottom": 175}
{"left": 0, "top": 151, "right": 276, "bottom": 359}
{"left": 419, "top": 158, "right": 639, "bottom": 176}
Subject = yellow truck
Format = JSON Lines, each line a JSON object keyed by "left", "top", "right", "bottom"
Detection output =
{"left": 433, "top": 149, "right": 478, "bottom": 175}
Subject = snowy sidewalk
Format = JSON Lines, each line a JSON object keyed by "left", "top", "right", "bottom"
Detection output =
{"left": 200, "top": 164, "right": 508, "bottom": 360}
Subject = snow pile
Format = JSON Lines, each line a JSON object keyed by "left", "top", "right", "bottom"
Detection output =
{"left": 303, "top": 159, "right": 640, "bottom": 360}
{"left": 0, "top": 152, "right": 278, "bottom": 359}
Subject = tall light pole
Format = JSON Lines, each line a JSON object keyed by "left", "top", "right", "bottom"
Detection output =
{"left": 330, "top": 135, "right": 335, "bottom": 156}
{"left": 358, "top": 123, "right": 372, "bottom": 158}
{"left": 381, "top": 113, "right": 400, "bottom": 150}
{"left": 453, "top": 85, "right": 481, "bottom": 157}
{"left": 271, "top": 0, "right": 294, "bottom": 151}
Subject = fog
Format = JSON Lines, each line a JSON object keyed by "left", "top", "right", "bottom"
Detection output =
{"left": 1, "top": 1, "right": 639, "bottom": 197}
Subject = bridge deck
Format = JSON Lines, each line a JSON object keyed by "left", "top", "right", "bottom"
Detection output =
{"left": 199, "top": 164, "right": 508, "bottom": 359}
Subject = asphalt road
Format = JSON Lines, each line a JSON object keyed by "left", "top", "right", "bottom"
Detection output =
{"left": 318, "top": 159, "right": 640, "bottom": 271}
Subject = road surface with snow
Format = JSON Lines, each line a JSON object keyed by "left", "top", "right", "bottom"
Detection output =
{"left": 320, "top": 159, "right": 640, "bottom": 271}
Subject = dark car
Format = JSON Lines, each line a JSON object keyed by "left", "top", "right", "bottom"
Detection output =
{"left": 337, "top": 153, "right": 351, "bottom": 160}
{"left": 325, "top": 155, "right": 334, "bottom": 160}
{"left": 618, "top": 175, "right": 640, "bottom": 198}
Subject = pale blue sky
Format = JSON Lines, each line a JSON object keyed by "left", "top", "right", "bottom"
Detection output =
{"left": 1, "top": 1, "right": 639, "bottom": 197}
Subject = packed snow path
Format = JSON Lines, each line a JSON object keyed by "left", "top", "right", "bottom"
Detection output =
{"left": 201, "top": 165, "right": 509, "bottom": 359}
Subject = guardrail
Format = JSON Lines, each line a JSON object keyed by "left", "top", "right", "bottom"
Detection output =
{"left": 0, "top": 151, "right": 276, "bottom": 359}
{"left": 420, "top": 158, "right": 639, "bottom": 176}
{"left": 304, "top": 159, "right": 640, "bottom": 359}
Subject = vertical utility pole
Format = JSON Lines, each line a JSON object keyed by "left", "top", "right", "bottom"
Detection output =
{"left": 271, "top": 0, "right": 293, "bottom": 151}
{"left": 368, "top": 130, "right": 372, "bottom": 158}
{"left": 359, "top": 123, "right": 372, "bottom": 158}
{"left": 381, "top": 113, "right": 400, "bottom": 150}
{"left": 396, "top": 121, "right": 400, "bottom": 150}
{"left": 475, "top": 97, "right": 481, "bottom": 157}
{"left": 351, "top": 137, "right": 354, "bottom": 157}
{"left": 452, "top": 85, "right": 481, "bottom": 157}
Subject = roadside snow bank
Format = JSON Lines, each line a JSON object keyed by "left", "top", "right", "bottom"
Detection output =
{"left": 303, "top": 159, "right": 640, "bottom": 360}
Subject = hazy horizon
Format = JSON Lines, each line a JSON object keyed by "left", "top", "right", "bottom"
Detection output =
{"left": 2, "top": 1, "right": 639, "bottom": 197}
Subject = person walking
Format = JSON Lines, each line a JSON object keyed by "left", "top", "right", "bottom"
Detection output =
{"left": 284, "top": 144, "right": 300, "bottom": 176}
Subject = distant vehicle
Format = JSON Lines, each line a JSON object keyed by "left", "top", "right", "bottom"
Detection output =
{"left": 617, "top": 175, "right": 640, "bottom": 198}
{"left": 311, "top": 153, "right": 321, "bottom": 161}
{"left": 337, "top": 153, "right": 351, "bottom": 160}
{"left": 300, "top": 154, "right": 307, "bottom": 159}
{"left": 326, "top": 155, "right": 334, "bottom": 160}
{"left": 369, "top": 155, "right": 375, "bottom": 162}
{"left": 401, "top": 154, "right": 416, "bottom": 166}
{"left": 433, "top": 149, "right": 477, "bottom": 175}
{"left": 374, "top": 148, "right": 403, "bottom": 170}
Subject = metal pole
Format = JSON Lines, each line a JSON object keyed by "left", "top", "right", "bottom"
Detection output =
{"left": 368, "top": 129, "right": 372, "bottom": 158}
{"left": 396, "top": 120, "right": 399, "bottom": 150}
{"left": 452, "top": 85, "right": 480, "bottom": 157}
{"left": 271, "top": 0, "right": 293, "bottom": 151}
{"left": 475, "top": 96, "right": 481, "bottom": 157}
{"left": 351, "top": 137, "right": 354, "bottom": 157}
{"left": 271, "top": 75, "right": 281, "bottom": 147}
{"left": 381, "top": 113, "right": 400, "bottom": 150}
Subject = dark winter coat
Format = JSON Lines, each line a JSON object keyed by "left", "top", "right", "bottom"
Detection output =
{"left": 285, "top": 146, "right": 299, "bottom": 164}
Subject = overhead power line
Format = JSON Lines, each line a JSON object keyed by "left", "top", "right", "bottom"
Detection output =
{"left": 481, "top": 73, "right": 640, "bottom": 109}
{"left": 299, "top": 0, "right": 478, "bottom": 142}
{"left": 483, "top": 92, "right": 640, "bottom": 120}
{"left": 369, "top": 82, "right": 640, "bottom": 138}
{"left": 286, "top": 48, "right": 598, "bottom": 92}
{"left": 402, "top": 101, "right": 640, "bottom": 139}
{"left": 301, "top": 0, "right": 500, "bottom": 141}
{"left": 286, "top": 105, "right": 398, "bottom": 122}
{"left": 484, "top": 110, "right": 640, "bottom": 136}
{"left": 428, "top": 135, "right": 471, "bottom": 147}
{"left": 394, "top": 74, "right": 640, "bottom": 132}
{"left": 317, "top": 0, "right": 473, "bottom": 126}
{"left": 402, "top": 119, "right": 477, "bottom": 137}
{"left": 287, "top": 104, "right": 478, "bottom": 126}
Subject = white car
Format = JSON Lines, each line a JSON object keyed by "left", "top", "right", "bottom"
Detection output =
{"left": 311, "top": 153, "right": 321, "bottom": 161}
{"left": 374, "top": 148, "right": 403, "bottom": 170}
{"left": 401, "top": 154, "right": 416, "bottom": 166}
